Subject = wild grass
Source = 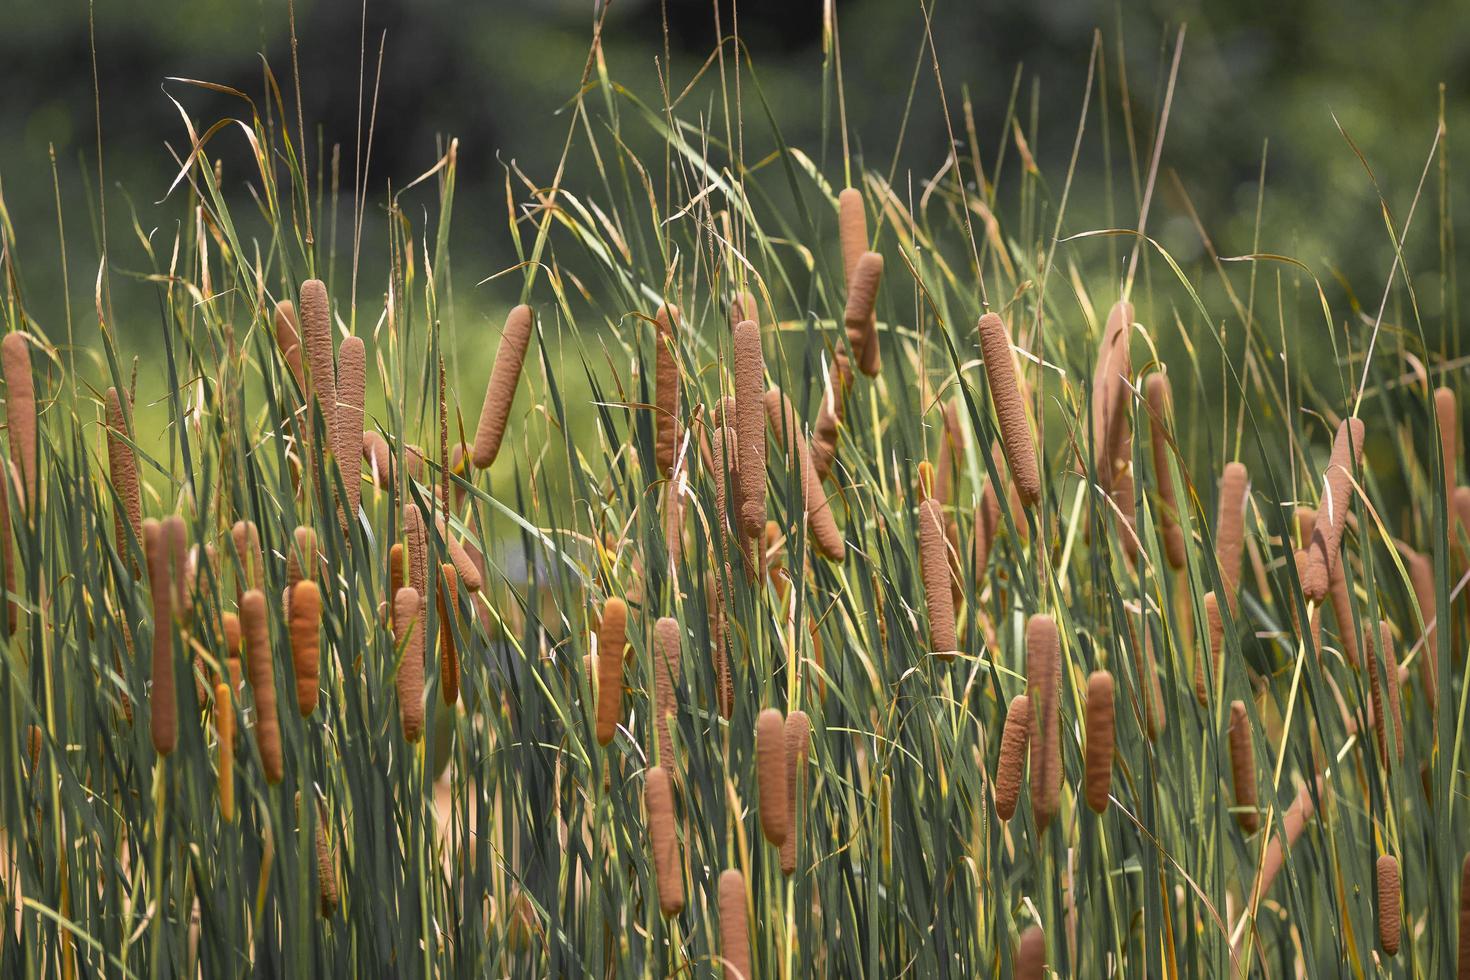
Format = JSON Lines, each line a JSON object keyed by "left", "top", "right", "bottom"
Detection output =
{"left": 0, "top": 3, "right": 1466, "bottom": 977}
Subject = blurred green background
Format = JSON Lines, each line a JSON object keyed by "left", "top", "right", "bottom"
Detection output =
{"left": 1, "top": 0, "right": 1466, "bottom": 396}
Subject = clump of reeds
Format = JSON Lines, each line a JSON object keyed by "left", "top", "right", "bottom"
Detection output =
{"left": 214, "top": 683, "right": 234, "bottom": 822}
{"left": 994, "top": 694, "right": 1030, "bottom": 822}
{"left": 652, "top": 617, "right": 682, "bottom": 771}
{"left": 764, "top": 388, "right": 845, "bottom": 561}
{"left": 1228, "top": 700, "right": 1258, "bottom": 833}
{"left": 1016, "top": 924, "right": 1046, "bottom": 980}
{"left": 1084, "top": 671, "right": 1114, "bottom": 813}
{"left": 2, "top": 332, "right": 37, "bottom": 509}
{"left": 393, "top": 587, "right": 425, "bottom": 742}
{"left": 654, "top": 303, "right": 681, "bottom": 475}
{"left": 781, "top": 710, "right": 811, "bottom": 875}
{"left": 472, "top": 304, "right": 534, "bottom": 468}
{"left": 1027, "top": 614, "right": 1061, "bottom": 831}
{"left": 646, "top": 766, "right": 683, "bottom": 916}
{"left": 240, "top": 589, "right": 282, "bottom": 784}
{"left": 1144, "top": 374, "right": 1186, "bottom": 570}
{"left": 718, "top": 869, "right": 752, "bottom": 980}
{"left": 594, "top": 597, "right": 626, "bottom": 746}
{"left": 1302, "top": 418, "right": 1366, "bottom": 600}
{"left": 1376, "top": 853, "right": 1401, "bottom": 955}
{"left": 976, "top": 312, "right": 1040, "bottom": 505}
{"left": 733, "top": 319, "right": 768, "bottom": 539}
{"left": 757, "top": 706, "right": 788, "bottom": 846}
{"left": 1216, "top": 461, "right": 1248, "bottom": 615}
{"left": 289, "top": 580, "right": 322, "bottom": 716}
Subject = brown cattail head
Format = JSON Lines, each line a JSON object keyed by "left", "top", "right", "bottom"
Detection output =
{"left": 315, "top": 801, "right": 339, "bottom": 919}
{"left": 1091, "top": 301, "right": 1134, "bottom": 491}
{"left": 718, "top": 869, "right": 752, "bottom": 980}
{"left": 2, "top": 333, "right": 36, "bottom": 510}
{"left": 1016, "top": 924, "right": 1046, "bottom": 980}
{"left": 710, "top": 424, "right": 739, "bottom": 537}
{"left": 757, "top": 706, "right": 788, "bottom": 846}
{"left": 595, "top": 598, "right": 626, "bottom": 746}
{"left": 652, "top": 617, "right": 682, "bottom": 771}
{"left": 0, "top": 460, "right": 13, "bottom": 635}
{"left": 934, "top": 400, "right": 965, "bottom": 506}
{"left": 273, "top": 299, "right": 306, "bottom": 391}
{"left": 918, "top": 498, "right": 958, "bottom": 657}
{"left": 995, "top": 694, "right": 1031, "bottom": 821}
{"left": 837, "top": 186, "right": 868, "bottom": 285}
{"left": 653, "top": 303, "right": 681, "bottom": 475}
{"left": 298, "top": 280, "right": 339, "bottom": 465}
{"left": 144, "top": 519, "right": 178, "bottom": 756}
{"left": 1027, "top": 614, "right": 1062, "bottom": 831}
{"left": 844, "top": 252, "right": 884, "bottom": 379}
{"left": 288, "top": 580, "right": 322, "bottom": 717}
{"left": 286, "top": 526, "right": 319, "bottom": 593}
{"left": 402, "top": 504, "right": 429, "bottom": 606}
{"left": 1256, "top": 777, "right": 1323, "bottom": 902}
{"left": 764, "top": 389, "right": 845, "bottom": 561}
{"left": 1144, "top": 374, "right": 1187, "bottom": 570}
{"left": 1456, "top": 853, "right": 1470, "bottom": 978}
{"left": 231, "top": 520, "right": 265, "bottom": 597}
{"left": 733, "top": 319, "right": 768, "bottom": 539}
{"left": 104, "top": 387, "right": 143, "bottom": 567}
{"left": 1228, "top": 700, "right": 1259, "bottom": 833}
{"left": 362, "top": 431, "right": 394, "bottom": 489}
{"left": 437, "top": 563, "right": 459, "bottom": 705}
{"left": 1367, "top": 620, "right": 1403, "bottom": 765}
{"left": 434, "top": 516, "right": 483, "bottom": 593}
{"left": 1216, "top": 461, "right": 1249, "bottom": 615}
{"left": 1402, "top": 546, "right": 1438, "bottom": 712}
{"left": 1195, "top": 591, "right": 1224, "bottom": 706}
{"left": 1377, "top": 854, "right": 1401, "bottom": 955}
{"left": 472, "top": 304, "right": 534, "bottom": 468}
{"left": 781, "top": 710, "right": 812, "bottom": 876}
{"left": 393, "top": 587, "right": 426, "bottom": 742}
{"left": 1083, "top": 671, "right": 1115, "bottom": 813}
{"left": 335, "top": 336, "right": 367, "bottom": 526}
{"left": 241, "top": 589, "right": 283, "bottom": 784}
{"left": 1437, "top": 386, "right": 1458, "bottom": 505}
{"left": 977, "top": 313, "right": 1041, "bottom": 505}
{"left": 214, "top": 682, "right": 235, "bottom": 821}
{"left": 646, "top": 766, "right": 683, "bottom": 916}
{"left": 1325, "top": 551, "right": 1361, "bottom": 670}
{"left": 1302, "top": 418, "right": 1366, "bottom": 600}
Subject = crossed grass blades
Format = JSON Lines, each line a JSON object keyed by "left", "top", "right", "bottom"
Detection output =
{"left": 1, "top": 6, "right": 1469, "bottom": 978}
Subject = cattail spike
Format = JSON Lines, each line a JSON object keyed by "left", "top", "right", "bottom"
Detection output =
{"left": 437, "top": 563, "right": 459, "bottom": 705}
{"left": 1216, "top": 462, "right": 1249, "bottom": 615}
{"left": 335, "top": 336, "right": 366, "bottom": 527}
{"left": 241, "top": 589, "right": 283, "bottom": 784}
{"left": 652, "top": 617, "right": 682, "bottom": 771}
{"left": 977, "top": 313, "right": 1040, "bottom": 505}
{"left": 918, "top": 498, "right": 957, "bottom": 657}
{"left": 1144, "top": 374, "right": 1187, "bottom": 570}
{"left": 273, "top": 299, "right": 306, "bottom": 391}
{"left": 718, "top": 869, "right": 752, "bottom": 980}
{"left": 288, "top": 580, "right": 321, "bottom": 717}
{"left": 646, "top": 767, "right": 683, "bottom": 916}
{"left": 781, "top": 710, "right": 811, "bottom": 875}
{"left": 764, "top": 389, "right": 845, "bottom": 561}
{"left": 1027, "top": 615, "right": 1062, "bottom": 832}
{"left": 733, "top": 319, "right": 768, "bottom": 539}
{"left": 653, "top": 303, "right": 681, "bottom": 475}
{"left": 315, "top": 802, "right": 339, "bottom": 918}
{"left": 1016, "top": 925, "right": 1046, "bottom": 980}
{"left": 837, "top": 187, "right": 868, "bottom": 285}
{"left": 434, "top": 516, "right": 483, "bottom": 593}
{"left": 1195, "top": 592, "right": 1224, "bottom": 706}
{"left": 1091, "top": 301, "right": 1134, "bottom": 491}
{"left": 1367, "top": 620, "right": 1403, "bottom": 765}
{"left": 2, "top": 333, "right": 36, "bottom": 509}
{"left": 214, "top": 683, "right": 234, "bottom": 821}
{"left": 757, "top": 707, "right": 788, "bottom": 846}
{"left": 393, "top": 587, "right": 425, "bottom": 742}
{"left": 1377, "top": 854, "right": 1401, "bottom": 955}
{"left": 994, "top": 694, "right": 1030, "bottom": 821}
{"left": 298, "top": 280, "right": 339, "bottom": 479}
{"left": 104, "top": 387, "right": 143, "bottom": 568}
{"left": 1084, "top": 671, "right": 1115, "bottom": 813}
{"left": 595, "top": 598, "right": 626, "bottom": 745}
{"left": 844, "top": 252, "right": 884, "bottom": 378}
{"left": 1437, "top": 386, "right": 1458, "bottom": 506}
{"left": 1228, "top": 700, "right": 1259, "bottom": 833}
{"left": 471, "top": 304, "right": 534, "bottom": 468}
{"left": 145, "top": 519, "right": 178, "bottom": 756}
{"left": 1257, "top": 776, "right": 1323, "bottom": 900}
{"left": 1302, "top": 418, "right": 1366, "bottom": 600}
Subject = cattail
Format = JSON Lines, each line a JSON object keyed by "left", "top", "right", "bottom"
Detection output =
{"left": 1111, "top": 466, "right": 1141, "bottom": 563}
{"left": 1144, "top": 374, "right": 1187, "bottom": 570}
{"left": 595, "top": 598, "right": 626, "bottom": 745}
{"left": 286, "top": 526, "right": 319, "bottom": 594}
{"left": 241, "top": 590, "right": 283, "bottom": 784}
{"left": 710, "top": 424, "right": 738, "bottom": 536}
{"left": 231, "top": 520, "right": 264, "bottom": 598}
{"left": 403, "top": 504, "right": 429, "bottom": 608}
{"left": 844, "top": 252, "right": 884, "bottom": 378}
{"left": 653, "top": 304, "right": 681, "bottom": 475}
{"left": 995, "top": 694, "right": 1030, "bottom": 821}
{"left": 1090, "top": 301, "right": 1133, "bottom": 491}
{"left": 2, "top": 333, "right": 36, "bottom": 509}
{"left": 1456, "top": 486, "right": 1470, "bottom": 570}
{"left": 733, "top": 319, "right": 768, "bottom": 539}
{"left": 1228, "top": 700, "right": 1259, "bottom": 833}
{"left": 0, "top": 461, "right": 12, "bottom": 636}
{"left": 1437, "top": 386, "right": 1458, "bottom": 506}
{"left": 1403, "top": 546, "right": 1438, "bottom": 712}
{"left": 838, "top": 186, "right": 867, "bottom": 286}
{"left": 757, "top": 706, "right": 788, "bottom": 846}
{"left": 918, "top": 498, "right": 957, "bottom": 657}
{"left": 363, "top": 431, "right": 394, "bottom": 488}
{"left": 1456, "top": 853, "right": 1470, "bottom": 978}
{"left": 764, "top": 389, "right": 845, "bottom": 561}
{"left": 1016, "top": 924, "right": 1046, "bottom": 980}
{"left": 315, "top": 802, "right": 339, "bottom": 918}
{"left": 104, "top": 387, "right": 143, "bottom": 566}
{"left": 934, "top": 400, "right": 965, "bottom": 506}
{"left": 144, "top": 520, "right": 178, "bottom": 756}
{"left": 718, "top": 869, "right": 752, "bottom": 980}
{"left": 1377, "top": 854, "right": 1401, "bottom": 955}
{"left": 1027, "top": 615, "right": 1062, "bottom": 832}
{"left": 652, "top": 616, "right": 682, "bottom": 771}
{"left": 472, "top": 304, "right": 534, "bottom": 468}
{"left": 811, "top": 373, "right": 843, "bottom": 482}
{"left": 438, "top": 563, "right": 459, "bottom": 705}
{"left": 273, "top": 299, "right": 306, "bottom": 390}
{"left": 1257, "top": 776, "right": 1323, "bottom": 900}
{"left": 1195, "top": 591, "right": 1224, "bottom": 706}
{"left": 974, "top": 480, "right": 1001, "bottom": 578}
{"left": 1303, "top": 418, "right": 1366, "bottom": 600}
{"left": 298, "top": 280, "right": 339, "bottom": 465}
{"left": 1367, "top": 620, "right": 1403, "bottom": 764}
{"left": 781, "top": 710, "right": 811, "bottom": 875}
{"left": 1084, "top": 671, "right": 1114, "bottom": 813}
{"left": 708, "top": 569, "right": 735, "bottom": 718}
{"left": 335, "top": 336, "right": 366, "bottom": 525}
{"left": 433, "top": 516, "right": 483, "bottom": 593}
{"left": 214, "top": 683, "right": 234, "bottom": 821}
{"left": 288, "top": 580, "right": 321, "bottom": 717}
{"left": 1216, "top": 462, "right": 1249, "bottom": 615}
{"left": 394, "top": 586, "right": 426, "bottom": 742}
{"left": 977, "top": 312, "right": 1040, "bottom": 505}
{"left": 646, "top": 766, "right": 683, "bottom": 916}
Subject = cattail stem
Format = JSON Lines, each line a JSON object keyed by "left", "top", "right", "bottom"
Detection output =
{"left": 1084, "top": 671, "right": 1114, "bottom": 813}
{"left": 718, "top": 869, "right": 752, "bottom": 980}
{"left": 646, "top": 767, "right": 683, "bottom": 916}
{"left": 1376, "top": 854, "right": 1401, "bottom": 955}
{"left": 653, "top": 617, "right": 682, "bottom": 772}
{"left": 1228, "top": 700, "right": 1259, "bottom": 833}
{"left": 733, "top": 319, "right": 768, "bottom": 540}
{"left": 654, "top": 304, "right": 681, "bottom": 475}
{"left": 595, "top": 598, "right": 626, "bottom": 745}
{"left": 918, "top": 498, "right": 958, "bottom": 657}
{"left": 288, "top": 580, "right": 321, "bottom": 716}
{"left": 1027, "top": 615, "right": 1062, "bottom": 832}
{"left": 472, "top": 304, "right": 534, "bottom": 468}
{"left": 1303, "top": 418, "right": 1365, "bottom": 600}
{"left": 241, "top": 589, "right": 283, "bottom": 783}
{"left": 977, "top": 313, "right": 1040, "bottom": 505}
{"left": 995, "top": 694, "right": 1030, "bottom": 821}
{"left": 1216, "top": 462, "right": 1249, "bottom": 615}
{"left": 757, "top": 706, "right": 788, "bottom": 847}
